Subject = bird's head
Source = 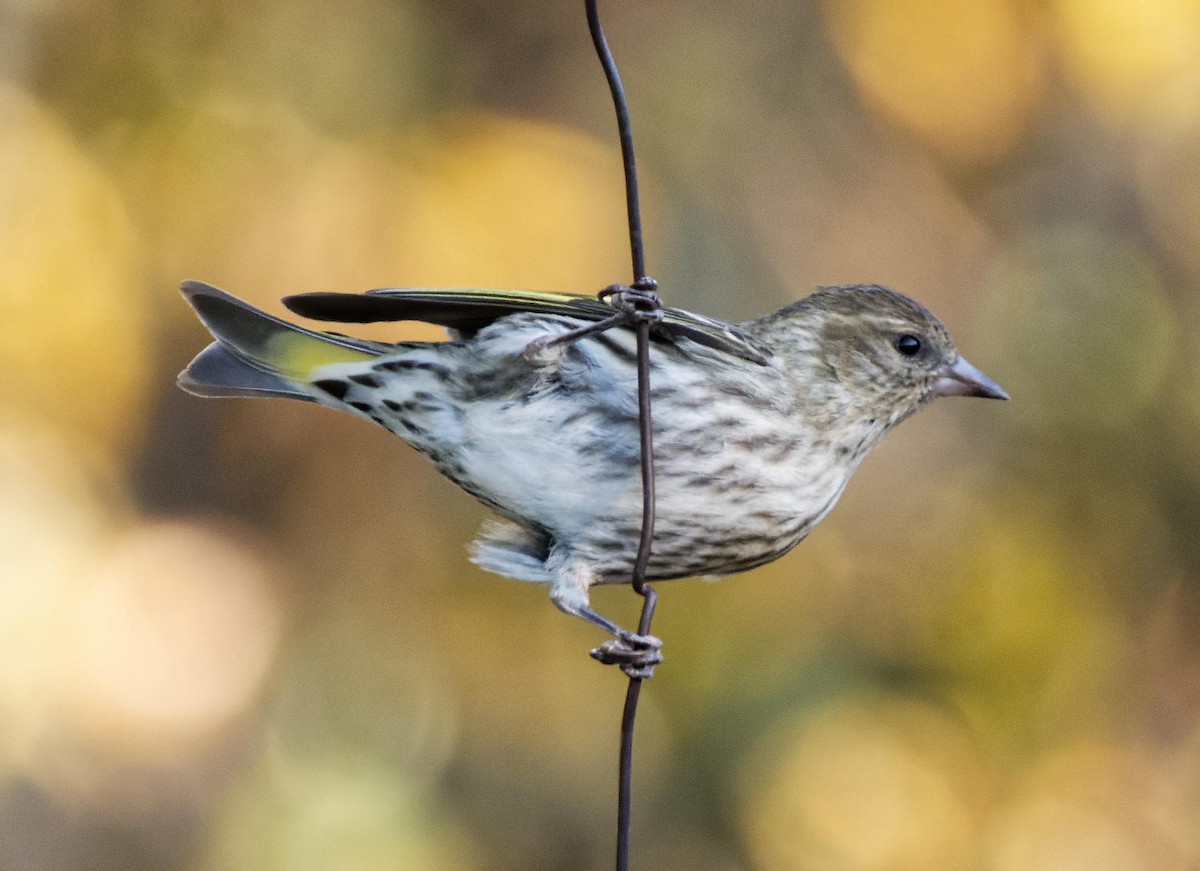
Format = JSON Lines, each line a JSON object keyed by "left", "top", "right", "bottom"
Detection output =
{"left": 763, "top": 284, "right": 1007, "bottom": 428}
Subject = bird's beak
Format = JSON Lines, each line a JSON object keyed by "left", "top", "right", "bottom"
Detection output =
{"left": 935, "top": 356, "right": 1009, "bottom": 400}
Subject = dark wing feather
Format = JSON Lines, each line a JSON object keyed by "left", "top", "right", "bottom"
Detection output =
{"left": 659, "top": 308, "right": 773, "bottom": 365}
{"left": 283, "top": 287, "right": 772, "bottom": 365}
{"left": 284, "top": 288, "right": 612, "bottom": 332}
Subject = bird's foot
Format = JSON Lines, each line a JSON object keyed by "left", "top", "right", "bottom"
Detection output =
{"left": 590, "top": 631, "right": 663, "bottom": 679}
{"left": 522, "top": 279, "right": 662, "bottom": 362}
{"left": 598, "top": 280, "right": 662, "bottom": 323}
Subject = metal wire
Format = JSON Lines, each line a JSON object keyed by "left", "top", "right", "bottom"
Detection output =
{"left": 583, "top": 2, "right": 659, "bottom": 870}
{"left": 586, "top": 0, "right": 650, "bottom": 286}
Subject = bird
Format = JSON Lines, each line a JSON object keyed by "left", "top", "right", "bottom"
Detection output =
{"left": 179, "top": 280, "right": 1006, "bottom": 669}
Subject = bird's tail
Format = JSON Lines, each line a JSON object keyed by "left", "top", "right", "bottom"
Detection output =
{"left": 178, "top": 281, "right": 381, "bottom": 401}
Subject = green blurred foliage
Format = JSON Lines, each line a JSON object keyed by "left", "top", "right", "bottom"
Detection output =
{"left": 2, "top": 0, "right": 1200, "bottom": 868}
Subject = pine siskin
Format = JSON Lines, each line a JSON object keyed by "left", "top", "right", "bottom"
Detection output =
{"left": 179, "top": 281, "right": 1006, "bottom": 663}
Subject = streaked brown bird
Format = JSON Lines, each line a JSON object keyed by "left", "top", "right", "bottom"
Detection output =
{"left": 179, "top": 281, "right": 1006, "bottom": 666}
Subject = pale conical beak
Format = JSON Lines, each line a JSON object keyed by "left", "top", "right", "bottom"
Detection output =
{"left": 935, "top": 356, "right": 1009, "bottom": 400}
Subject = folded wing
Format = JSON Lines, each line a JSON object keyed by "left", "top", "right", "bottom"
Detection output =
{"left": 284, "top": 287, "right": 772, "bottom": 365}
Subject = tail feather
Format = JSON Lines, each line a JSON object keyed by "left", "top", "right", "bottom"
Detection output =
{"left": 178, "top": 343, "right": 313, "bottom": 400}
{"left": 178, "top": 281, "right": 382, "bottom": 400}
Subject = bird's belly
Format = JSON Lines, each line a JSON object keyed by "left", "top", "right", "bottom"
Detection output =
{"left": 576, "top": 443, "right": 851, "bottom": 583}
{"left": 419, "top": 338, "right": 847, "bottom": 581}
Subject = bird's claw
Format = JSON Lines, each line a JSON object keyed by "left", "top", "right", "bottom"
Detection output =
{"left": 599, "top": 282, "right": 663, "bottom": 324}
{"left": 522, "top": 280, "right": 662, "bottom": 363}
{"left": 590, "top": 632, "right": 663, "bottom": 679}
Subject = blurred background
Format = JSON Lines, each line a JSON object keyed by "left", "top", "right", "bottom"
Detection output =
{"left": 2, "top": 0, "right": 1200, "bottom": 868}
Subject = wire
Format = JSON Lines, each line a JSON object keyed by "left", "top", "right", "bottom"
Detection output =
{"left": 583, "top": 2, "right": 661, "bottom": 869}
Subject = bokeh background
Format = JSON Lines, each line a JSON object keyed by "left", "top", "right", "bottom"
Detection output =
{"left": 3, "top": 0, "right": 1200, "bottom": 868}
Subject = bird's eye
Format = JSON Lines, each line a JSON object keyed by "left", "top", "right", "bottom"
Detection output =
{"left": 895, "top": 334, "right": 922, "bottom": 356}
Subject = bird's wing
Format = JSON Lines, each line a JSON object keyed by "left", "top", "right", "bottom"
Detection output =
{"left": 284, "top": 287, "right": 610, "bottom": 329}
{"left": 283, "top": 287, "right": 772, "bottom": 365}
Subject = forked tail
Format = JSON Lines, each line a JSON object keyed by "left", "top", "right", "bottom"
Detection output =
{"left": 178, "top": 281, "right": 380, "bottom": 401}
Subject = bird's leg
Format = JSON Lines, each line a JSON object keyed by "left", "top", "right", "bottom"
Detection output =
{"left": 549, "top": 562, "right": 662, "bottom": 678}
{"left": 523, "top": 282, "right": 663, "bottom": 361}
{"left": 580, "top": 608, "right": 663, "bottom": 680}
{"left": 534, "top": 285, "right": 664, "bottom": 677}
{"left": 523, "top": 311, "right": 628, "bottom": 361}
